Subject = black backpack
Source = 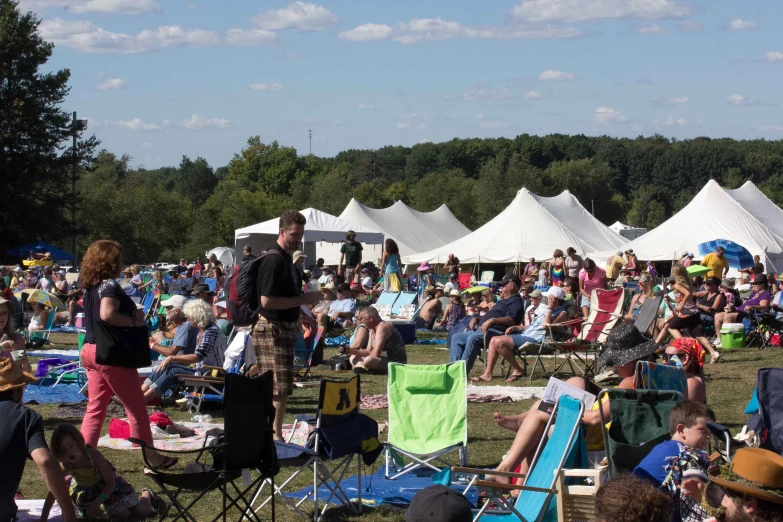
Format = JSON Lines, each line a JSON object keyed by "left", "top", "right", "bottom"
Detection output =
{"left": 226, "top": 250, "right": 281, "bottom": 326}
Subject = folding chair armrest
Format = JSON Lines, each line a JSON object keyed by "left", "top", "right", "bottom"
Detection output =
{"left": 451, "top": 467, "right": 527, "bottom": 480}
{"left": 474, "top": 480, "right": 557, "bottom": 494}
{"left": 560, "top": 467, "right": 606, "bottom": 478}
{"left": 199, "top": 365, "right": 225, "bottom": 373}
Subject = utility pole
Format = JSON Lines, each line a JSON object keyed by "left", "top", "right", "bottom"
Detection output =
{"left": 308, "top": 129, "right": 312, "bottom": 155}
{"left": 70, "top": 112, "right": 87, "bottom": 268}
{"left": 591, "top": 199, "right": 595, "bottom": 216}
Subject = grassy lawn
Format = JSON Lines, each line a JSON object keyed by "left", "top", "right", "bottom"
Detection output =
{"left": 18, "top": 334, "right": 774, "bottom": 521}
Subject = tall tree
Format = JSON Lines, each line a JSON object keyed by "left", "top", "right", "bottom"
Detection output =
{"left": 0, "top": 0, "right": 98, "bottom": 257}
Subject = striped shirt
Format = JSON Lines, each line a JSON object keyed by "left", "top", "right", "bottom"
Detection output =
{"left": 195, "top": 323, "right": 227, "bottom": 368}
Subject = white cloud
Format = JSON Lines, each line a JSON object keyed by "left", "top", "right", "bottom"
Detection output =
{"left": 730, "top": 19, "right": 759, "bottom": 31}
{"left": 115, "top": 118, "right": 160, "bottom": 131}
{"left": 95, "top": 77, "right": 127, "bottom": 90}
{"left": 474, "top": 113, "right": 485, "bottom": 120}
{"left": 480, "top": 119, "right": 510, "bottom": 129}
{"left": 539, "top": 69, "right": 576, "bottom": 81}
{"left": 759, "top": 125, "right": 783, "bottom": 132}
{"left": 678, "top": 20, "right": 701, "bottom": 31}
{"left": 85, "top": 118, "right": 109, "bottom": 128}
{"left": 396, "top": 113, "right": 428, "bottom": 130}
{"left": 418, "top": 138, "right": 432, "bottom": 144}
{"left": 252, "top": 2, "right": 337, "bottom": 31}
{"left": 726, "top": 94, "right": 776, "bottom": 107}
{"left": 225, "top": 29, "right": 276, "bottom": 46}
{"left": 448, "top": 87, "right": 514, "bottom": 101}
{"left": 650, "top": 95, "right": 688, "bottom": 107}
{"left": 338, "top": 18, "right": 580, "bottom": 44}
{"left": 180, "top": 114, "right": 231, "bottom": 130}
{"left": 141, "top": 142, "right": 154, "bottom": 149}
{"left": 524, "top": 90, "right": 542, "bottom": 99}
{"left": 38, "top": 18, "right": 275, "bottom": 53}
{"left": 248, "top": 82, "right": 285, "bottom": 91}
{"left": 68, "top": 0, "right": 161, "bottom": 14}
{"left": 637, "top": 24, "right": 665, "bottom": 35}
{"left": 764, "top": 51, "right": 783, "bottom": 63}
{"left": 512, "top": 0, "right": 689, "bottom": 23}
{"left": 594, "top": 107, "right": 627, "bottom": 124}
{"left": 186, "top": 3, "right": 196, "bottom": 10}
{"left": 654, "top": 116, "right": 688, "bottom": 126}
{"left": 357, "top": 104, "right": 375, "bottom": 110}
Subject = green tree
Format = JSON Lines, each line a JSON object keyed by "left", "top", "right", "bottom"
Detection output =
{"left": 175, "top": 156, "right": 217, "bottom": 206}
{"left": 410, "top": 169, "right": 478, "bottom": 229}
{"left": 1, "top": 0, "right": 99, "bottom": 256}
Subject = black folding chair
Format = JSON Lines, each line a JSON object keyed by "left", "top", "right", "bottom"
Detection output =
{"left": 131, "top": 372, "right": 278, "bottom": 522}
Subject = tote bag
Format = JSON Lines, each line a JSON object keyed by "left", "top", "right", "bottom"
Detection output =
{"left": 95, "top": 320, "right": 151, "bottom": 368}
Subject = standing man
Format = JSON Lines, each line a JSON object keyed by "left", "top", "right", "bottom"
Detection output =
{"left": 605, "top": 251, "right": 626, "bottom": 281}
{"left": 177, "top": 258, "right": 188, "bottom": 274}
{"left": 701, "top": 246, "right": 729, "bottom": 279}
{"left": 242, "top": 245, "right": 255, "bottom": 263}
{"left": 253, "top": 211, "right": 320, "bottom": 439}
{"left": 338, "top": 230, "right": 363, "bottom": 285}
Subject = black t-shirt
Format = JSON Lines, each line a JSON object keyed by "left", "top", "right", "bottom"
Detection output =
{"left": 257, "top": 244, "right": 300, "bottom": 323}
{"left": 0, "top": 397, "right": 48, "bottom": 522}
{"left": 84, "top": 279, "right": 137, "bottom": 344}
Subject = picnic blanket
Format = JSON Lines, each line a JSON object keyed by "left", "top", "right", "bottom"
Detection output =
{"left": 359, "top": 386, "right": 544, "bottom": 410}
{"left": 15, "top": 500, "right": 62, "bottom": 522}
{"left": 23, "top": 383, "right": 86, "bottom": 405}
{"left": 287, "top": 466, "right": 478, "bottom": 507}
{"left": 97, "top": 421, "right": 224, "bottom": 451}
{"left": 27, "top": 349, "right": 79, "bottom": 360}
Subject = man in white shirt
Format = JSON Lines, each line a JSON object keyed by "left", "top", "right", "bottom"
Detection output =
{"left": 443, "top": 272, "right": 459, "bottom": 296}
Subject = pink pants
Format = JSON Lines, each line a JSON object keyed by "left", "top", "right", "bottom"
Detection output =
{"left": 80, "top": 343, "right": 153, "bottom": 447}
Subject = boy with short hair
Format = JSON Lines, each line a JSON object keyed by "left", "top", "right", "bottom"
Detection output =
{"left": 634, "top": 401, "right": 716, "bottom": 522}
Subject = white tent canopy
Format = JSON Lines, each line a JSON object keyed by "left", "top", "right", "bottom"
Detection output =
{"left": 726, "top": 181, "right": 783, "bottom": 239}
{"left": 205, "top": 247, "right": 235, "bottom": 267}
{"left": 609, "top": 221, "right": 647, "bottom": 240}
{"left": 234, "top": 208, "right": 383, "bottom": 265}
{"left": 403, "top": 188, "right": 609, "bottom": 264}
{"left": 595, "top": 180, "right": 783, "bottom": 271}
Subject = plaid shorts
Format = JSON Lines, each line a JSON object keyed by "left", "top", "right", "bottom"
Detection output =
{"left": 252, "top": 316, "right": 299, "bottom": 396}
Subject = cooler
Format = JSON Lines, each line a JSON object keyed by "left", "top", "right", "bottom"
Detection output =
{"left": 721, "top": 323, "right": 746, "bottom": 349}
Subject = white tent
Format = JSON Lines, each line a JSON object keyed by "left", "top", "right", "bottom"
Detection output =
{"left": 726, "top": 181, "right": 783, "bottom": 239}
{"left": 531, "top": 191, "right": 627, "bottom": 251}
{"left": 205, "top": 247, "right": 235, "bottom": 267}
{"left": 596, "top": 180, "right": 783, "bottom": 271}
{"left": 609, "top": 221, "right": 647, "bottom": 241}
{"left": 317, "top": 200, "right": 471, "bottom": 264}
{"left": 403, "top": 188, "right": 603, "bottom": 264}
{"left": 234, "top": 208, "right": 383, "bottom": 265}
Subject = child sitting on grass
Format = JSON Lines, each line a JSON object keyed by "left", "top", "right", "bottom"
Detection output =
{"left": 633, "top": 400, "right": 716, "bottom": 522}
{"left": 40, "top": 424, "right": 162, "bottom": 520}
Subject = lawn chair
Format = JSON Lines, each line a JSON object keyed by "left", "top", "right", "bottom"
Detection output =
{"left": 385, "top": 362, "right": 468, "bottom": 479}
{"left": 634, "top": 360, "right": 687, "bottom": 399}
{"left": 481, "top": 271, "right": 495, "bottom": 283}
{"left": 451, "top": 395, "right": 586, "bottom": 522}
{"left": 755, "top": 367, "right": 783, "bottom": 455}
{"left": 202, "top": 277, "right": 218, "bottom": 292}
{"left": 538, "top": 288, "right": 626, "bottom": 381}
{"left": 457, "top": 273, "right": 472, "bottom": 290}
{"left": 142, "top": 292, "right": 157, "bottom": 318}
{"left": 633, "top": 294, "right": 663, "bottom": 337}
{"left": 26, "top": 308, "right": 57, "bottom": 346}
{"left": 249, "top": 375, "right": 376, "bottom": 521}
{"left": 132, "top": 372, "right": 278, "bottom": 522}
{"left": 295, "top": 326, "right": 324, "bottom": 382}
{"left": 391, "top": 291, "right": 417, "bottom": 316}
{"left": 180, "top": 351, "right": 247, "bottom": 414}
{"left": 598, "top": 389, "right": 682, "bottom": 476}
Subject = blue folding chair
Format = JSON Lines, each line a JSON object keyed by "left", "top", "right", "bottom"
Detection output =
{"left": 391, "top": 291, "right": 417, "bottom": 316}
{"left": 203, "top": 278, "right": 218, "bottom": 292}
{"left": 375, "top": 291, "right": 400, "bottom": 308}
{"left": 453, "top": 395, "right": 586, "bottom": 522}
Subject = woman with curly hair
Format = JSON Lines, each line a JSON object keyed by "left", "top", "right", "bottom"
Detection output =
{"left": 79, "top": 240, "right": 174, "bottom": 469}
{"left": 594, "top": 475, "right": 673, "bottom": 522}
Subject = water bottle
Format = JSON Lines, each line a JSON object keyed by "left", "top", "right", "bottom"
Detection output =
{"left": 192, "top": 414, "right": 212, "bottom": 423}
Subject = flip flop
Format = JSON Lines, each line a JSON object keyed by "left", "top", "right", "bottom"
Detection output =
{"left": 505, "top": 373, "right": 524, "bottom": 383}
{"left": 471, "top": 376, "right": 492, "bottom": 383}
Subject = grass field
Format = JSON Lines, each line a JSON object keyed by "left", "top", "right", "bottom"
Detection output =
{"left": 18, "top": 333, "right": 776, "bottom": 521}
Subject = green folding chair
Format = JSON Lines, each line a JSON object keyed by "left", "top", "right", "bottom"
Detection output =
{"left": 598, "top": 389, "right": 682, "bottom": 476}
{"left": 385, "top": 361, "right": 468, "bottom": 479}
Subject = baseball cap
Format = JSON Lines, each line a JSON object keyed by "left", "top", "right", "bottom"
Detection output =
{"left": 161, "top": 295, "right": 188, "bottom": 309}
{"left": 406, "top": 485, "right": 472, "bottom": 522}
{"left": 529, "top": 289, "right": 543, "bottom": 298}
{"left": 500, "top": 274, "right": 521, "bottom": 286}
{"left": 293, "top": 251, "right": 307, "bottom": 263}
{"left": 544, "top": 287, "right": 565, "bottom": 300}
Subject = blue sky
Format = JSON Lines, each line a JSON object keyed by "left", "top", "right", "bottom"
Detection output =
{"left": 20, "top": 0, "right": 783, "bottom": 169}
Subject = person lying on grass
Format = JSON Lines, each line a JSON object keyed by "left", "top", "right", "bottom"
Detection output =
{"left": 487, "top": 324, "right": 659, "bottom": 487}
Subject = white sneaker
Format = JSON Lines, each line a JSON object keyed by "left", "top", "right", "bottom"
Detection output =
{"left": 711, "top": 352, "right": 722, "bottom": 364}
{"left": 713, "top": 339, "right": 722, "bottom": 348}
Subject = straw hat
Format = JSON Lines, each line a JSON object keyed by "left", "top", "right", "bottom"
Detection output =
{"left": 423, "top": 285, "right": 436, "bottom": 295}
{"left": 710, "top": 448, "right": 783, "bottom": 505}
{"left": 449, "top": 290, "right": 462, "bottom": 298}
{"left": 320, "top": 283, "right": 337, "bottom": 297}
{"left": 0, "top": 357, "right": 37, "bottom": 392}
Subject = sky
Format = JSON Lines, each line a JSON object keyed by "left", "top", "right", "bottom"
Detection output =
{"left": 18, "top": 0, "right": 783, "bottom": 169}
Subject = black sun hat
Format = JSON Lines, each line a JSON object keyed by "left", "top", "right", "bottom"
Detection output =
{"left": 597, "top": 324, "right": 660, "bottom": 368}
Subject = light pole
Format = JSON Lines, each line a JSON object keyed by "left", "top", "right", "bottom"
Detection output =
{"left": 70, "top": 112, "right": 87, "bottom": 268}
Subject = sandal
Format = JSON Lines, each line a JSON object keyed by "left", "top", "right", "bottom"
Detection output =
{"left": 471, "top": 376, "right": 493, "bottom": 383}
{"left": 505, "top": 373, "right": 525, "bottom": 383}
{"left": 142, "top": 488, "right": 166, "bottom": 513}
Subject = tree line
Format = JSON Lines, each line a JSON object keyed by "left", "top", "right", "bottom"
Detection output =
{"left": 4, "top": 0, "right": 783, "bottom": 264}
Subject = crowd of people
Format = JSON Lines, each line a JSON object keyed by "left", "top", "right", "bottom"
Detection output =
{"left": 2, "top": 225, "right": 783, "bottom": 521}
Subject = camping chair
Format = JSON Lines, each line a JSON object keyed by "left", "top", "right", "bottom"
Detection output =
{"left": 634, "top": 361, "right": 687, "bottom": 399}
{"left": 142, "top": 292, "right": 158, "bottom": 318}
{"left": 249, "top": 376, "right": 373, "bottom": 521}
{"left": 26, "top": 308, "right": 58, "bottom": 346}
{"left": 481, "top": 271, "right": 495, "bottom": 283}
{"left": 457, "top": 272, "right": 472, "bottom": 290}
{"left": 598, "top": 389, "right": 682, "bottom": 476}
{"left": 295, "top": 326, "right": 324, "bottom": 382}
{"left": 202, "top": 277, "right": 218, "bottom": 292}
{"left": 391, "top": 291, "right": 417, "bottom": 316}
{"left": 542, "top": 288, "right": 626, "bottom": 380}
{"left": 132, "top": 372, "right": 278, "bottom": 522}
{"left": 180, "top": 351, "right": 247, "bottom": 414}
{"left": 748, "top": 310, "right": 783, "bottom": 350}
{"left": 755, "top": 367, "right": 783, "bottom": 455}
{"left": 451, "top": 395, "right": 586, "bottom": 522}
{"left": 385, "top": 362, "right": 468, "bottom": 479}
{"left": 633, "top": 295, "right": 663, "bottom": 338}
{"left": 515, "top": 316, "right": 583, "bottom": 382}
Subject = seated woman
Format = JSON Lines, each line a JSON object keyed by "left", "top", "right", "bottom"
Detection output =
{"left": 141, "top": 300, "right": 227, "bottom": 402}
{"left": 465, "top": 292, "right": 482, "bottom": 316}
{"left": 489, "top": 325, "right": 659, "bottom": 483}
{"left": 1, "top": 295, "right": 31, "bottom": 373}
{"left": 562, "top": 278, "right": 578, "bottom": 302}
{"left": 28, "top": 302, "right": 50, "bottom": 333}
{"left": 624, "top": 274, "right": 656, "bottom": 327}
{"left": 693, "top": 276, "right": 724, "bottom": 329}
{"left": 312, "top": 284, "right": 336, "bottom": 315}
{"left": 663, "top": 337, "right": 706, "bottom": 404}
{"left": 478, "top": 289, "right": 496, "bottom": 314}
{"left": 346, "top": 307, "right": 406, "bottom": 374}
{"left": 473, "top": 288, "right": 568, "bottom": 383}
{"left": 714, "top": 273, "right": 771, "bottom": 336}
{"left": 434, "top": 290, "right": 466, "bottom": 332}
